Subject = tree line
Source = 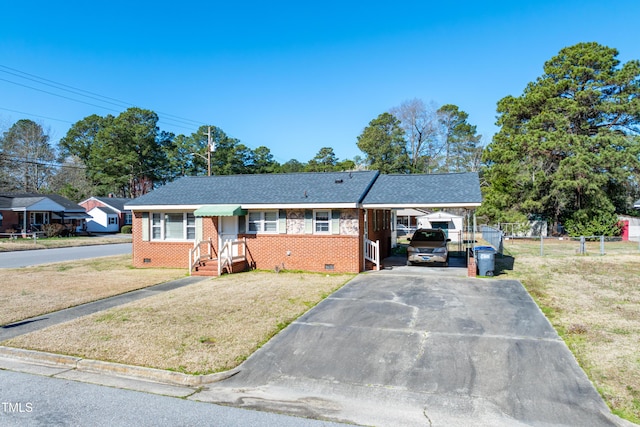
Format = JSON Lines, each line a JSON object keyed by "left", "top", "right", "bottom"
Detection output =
{"left": 0, "top": 101, "right": 481, "bottom": 200}
{"left": 2, "top": 41, "right": 639, "bottom": 235}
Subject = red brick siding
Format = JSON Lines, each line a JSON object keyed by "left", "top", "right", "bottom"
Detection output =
{"left": 366, "top": 209, "right": 392, "bottom": 261}
{"left": 131, "top": 213, "right": 218, "bottom": 268}
{"left": 241, "top": 233, "right": 361, "bottom": 273}
{"left": 79, "top": 200, "right": 103, "bottom": 211}
{"left": 130, "top": 209, "right": 390, "bottom": 274}
{"left": 0, "top": 211, "right": 20, "bottom": 232}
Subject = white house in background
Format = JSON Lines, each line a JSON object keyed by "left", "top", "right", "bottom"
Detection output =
{"left": 79, "top": 196, "right": 132, "bottom": 233}
{"left": 395, "top": 208, "right": 429, "bottom": 228}
{"left": 418, "top": 211, "right": 464, "bottom": 242}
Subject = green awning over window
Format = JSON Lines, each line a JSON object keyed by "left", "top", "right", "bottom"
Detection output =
{"left": 193, "top": 205, "right": 248, "bottom": 217}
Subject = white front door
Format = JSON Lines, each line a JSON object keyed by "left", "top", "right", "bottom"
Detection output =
{"left": 219, "top": 216, "right": 239, "bottom": 258}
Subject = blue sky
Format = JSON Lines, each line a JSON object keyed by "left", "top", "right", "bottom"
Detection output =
{"left": 1, "top": 1, "right": 639, "bottom": 165}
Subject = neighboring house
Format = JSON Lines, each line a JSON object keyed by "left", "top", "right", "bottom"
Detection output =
{"left": 0, "top": 193, "right": 91, "bottom": 233}
{"left": 395, "top": 208, "right": 428, "bottom": 229}
{"left": 417, "top": 211, "right": 464, "bottom": 242}
{"left": 79, "top": 196, "right": 133, "bottom": 233}
{"left": 125, "top": 171, "right": 482, "bottom": 275}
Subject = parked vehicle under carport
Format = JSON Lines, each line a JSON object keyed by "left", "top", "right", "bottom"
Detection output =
{"left": 406, "top": 228, "right": 450, "bottom": 266}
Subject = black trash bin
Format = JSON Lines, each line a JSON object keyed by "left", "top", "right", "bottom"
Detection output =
{"left": 474, "top": 246, "right": 496, "bottom": 276}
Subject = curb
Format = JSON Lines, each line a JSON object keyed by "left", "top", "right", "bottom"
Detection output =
{"left": 0, "top": 346, "right": 239, "bottom": 387}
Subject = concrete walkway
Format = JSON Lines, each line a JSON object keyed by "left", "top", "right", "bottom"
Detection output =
{"left": 0, "top": 276, "right": 208, "bottom": 341}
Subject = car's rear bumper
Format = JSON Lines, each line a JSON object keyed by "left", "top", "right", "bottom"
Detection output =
{"left": 407, "top": 253, "right": 447, "bottom": 264}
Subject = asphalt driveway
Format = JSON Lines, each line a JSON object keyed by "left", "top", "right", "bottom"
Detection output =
{"left": 195, "top": 270, "right": 629, "bottom": 426}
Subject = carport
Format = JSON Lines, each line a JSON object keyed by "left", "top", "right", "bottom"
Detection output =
{"left": 361, "top": 172, "right": 482, "bottom": 270}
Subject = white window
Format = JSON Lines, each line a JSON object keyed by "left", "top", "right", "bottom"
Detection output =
{"left": 314, "top": 210, "right": 331, "bottom": 234}
{"left": 186, "top": 213, "right": 196, "bottom": 239}
{"left": 150, "top": 212, "right": 196, "bottom": 240}
{"left": 124, "top": 213, "right": 132, "bottom": 225}
{"left": 247, "top": 211, "right": 278, "bottom": 233}
{"left": 152, "top": 213, "right": 162, "bottom": 239}
{"left": 30, "top": 212, "right": 49, "bottom": 225}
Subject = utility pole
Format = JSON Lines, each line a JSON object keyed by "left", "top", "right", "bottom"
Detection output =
{"left": 204, "top": 126, "right": 214, "bottom": 176}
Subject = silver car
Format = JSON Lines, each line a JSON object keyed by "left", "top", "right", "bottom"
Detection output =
{"left": 406, "top": 228, "right": 450, "bottom": 266}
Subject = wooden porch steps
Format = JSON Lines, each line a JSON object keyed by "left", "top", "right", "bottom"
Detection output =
{"left": 192, "top": 259, "right": 218, "bottom": 276}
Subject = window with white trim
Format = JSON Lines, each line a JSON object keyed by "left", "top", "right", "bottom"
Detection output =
{"left": 150, "top": 212, "right": 196, "bottom": 240}
{"left": 124, "top": 213, "right": 132, "bottom": 225}
{"left": 30, "top": 212, "right": 49, "bottom": 225}
{"left": 247, "top": 211, "right": 278, "bottom": 233}
{"left": 314, "top": 210, "right": 331, "bottom": 234}
{"left": 151, "top": 213, "right": 162, "bottom": 239}
{"left": 186, "top": 213, "right": 196, "bottom": 239}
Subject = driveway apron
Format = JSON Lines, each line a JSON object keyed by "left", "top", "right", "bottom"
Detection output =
{"left": 195, "top": 270, "right": 627, "bottom": 426}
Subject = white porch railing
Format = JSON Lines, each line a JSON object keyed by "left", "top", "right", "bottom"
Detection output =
{"left": 189, "top": 238, "right": 215, "bottom": 275}
{"left": 364, "top": 237, "right": 380, "bottom": 270}
{"left": 218, "top": 237, "right": 247, "bottom": 276}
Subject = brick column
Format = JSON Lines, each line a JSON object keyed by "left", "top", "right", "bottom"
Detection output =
{"left": 467, "top": 254, "right": 476, "bottom": 278}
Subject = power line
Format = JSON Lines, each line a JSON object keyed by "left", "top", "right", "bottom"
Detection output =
{"left": 3, "top": 155, "right": 86, "bottom": 170}
{"left": 0, "top": 65, "right": 206, "bottom": 131}
{"left": 0, "top": 65, "right": 204, "bottom": 126}
{"left": 0, "top": 107, "right": 75, "bottom": 125}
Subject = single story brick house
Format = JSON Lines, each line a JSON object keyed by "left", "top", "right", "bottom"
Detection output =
{"left": 125, "top": 171, "right": 481, "bottom": 275}
{"left": 79, "top": 196, "right": 133, "bottom": 233}
{"left": 0, "top": 193, "right": 91, "bottom": 234}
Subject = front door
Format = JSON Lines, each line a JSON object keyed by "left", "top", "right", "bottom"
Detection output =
{"left": 219, "top": 216, "right": 238, "bottom": 257}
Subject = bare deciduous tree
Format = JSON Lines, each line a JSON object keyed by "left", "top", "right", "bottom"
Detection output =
{"left": 1, "top": 119, "right": 55, "bottom": 192}
{"left": 390, "top": 99, "right": 441, "bottom": 173}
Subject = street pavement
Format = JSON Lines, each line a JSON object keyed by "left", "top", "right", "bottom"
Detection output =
{"left": 0, "top": 243, "right": 132, "bottom": 268}
{"left": 0, "top": 370, "right": 343, "bottom": 427}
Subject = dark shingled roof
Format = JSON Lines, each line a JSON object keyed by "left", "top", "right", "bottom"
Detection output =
{"left": 127, "top": 171, "right": 380, "bottom": 206}
{"left": 0, "top": 193, "right": 86, "bottom": 212}
{"left": 95, "top": 206, "right": 118, "bottom": 215}
{"left": 361, "top": 172, "right": 482, "bottom": 206}
{"left": 93, "top": 197, "right": 132, "bottom": 212}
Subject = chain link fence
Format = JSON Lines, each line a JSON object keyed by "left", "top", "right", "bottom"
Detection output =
{"left": 504, "top": 235, "right": 640, "bottom": 257}
{"left": 480, "top": 225, "right": 640, "bottom": 257}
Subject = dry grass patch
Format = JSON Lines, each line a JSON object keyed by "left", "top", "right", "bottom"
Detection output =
{"left": 0, "top": 255, "right": 184, "bottom": 325}
{"left": 3, "top": 271, "right": 353, "bottom": 375}
{"left": 0, "top": 235, "right": 131, "bottom": 252}
{"left": 499, "top": 240, "right": 640, "bottom": 423}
